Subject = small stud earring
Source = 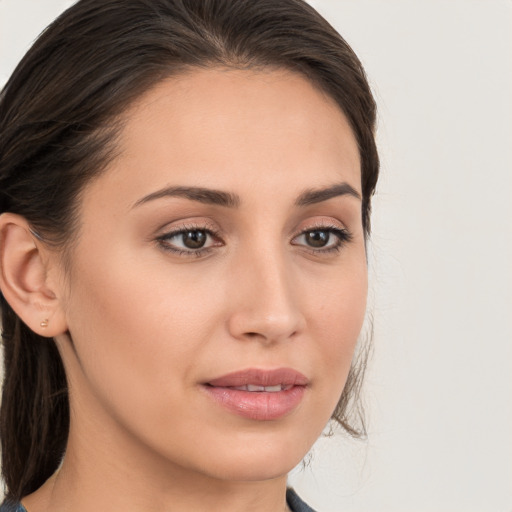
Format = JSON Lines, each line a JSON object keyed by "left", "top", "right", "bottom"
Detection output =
{"left": 40, "top": 319, "right": 49, "bottom": 328}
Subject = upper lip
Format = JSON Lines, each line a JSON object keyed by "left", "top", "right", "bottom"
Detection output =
{"left": 206, "top": 368, "right": 309, "bottom": 388}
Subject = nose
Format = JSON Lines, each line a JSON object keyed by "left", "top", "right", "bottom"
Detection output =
{"left": 226, "top": 248, "right": 305, "bottom": 344}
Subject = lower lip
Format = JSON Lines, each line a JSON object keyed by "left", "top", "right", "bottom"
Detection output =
{"left": 202, "top": 385, "right": 306, "bottom": 421}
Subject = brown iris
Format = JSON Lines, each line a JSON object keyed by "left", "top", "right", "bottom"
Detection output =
{"left": 305, "top": 230, "right": 330, "bottom": 248}
{"left": 182, "top": 230, "right": 207, "bottom": 249}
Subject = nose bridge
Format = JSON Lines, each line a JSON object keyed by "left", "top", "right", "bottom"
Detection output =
{"left": 227, "top": 240, "right": 304, "bottom": 343}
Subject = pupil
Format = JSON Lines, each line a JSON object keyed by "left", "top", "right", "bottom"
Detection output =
{"left": 183, "top": 230, "right": 206, "bottom": 249}
{"left": 306, "top": 230, "right": 329, "bottom": 247}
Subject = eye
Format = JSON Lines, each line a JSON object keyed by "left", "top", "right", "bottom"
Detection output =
{"left": 156, "top": 226, "right": 222, "bottom": 256}
{"left": 292, "top": 226, "right": 352, "bottom": 253}
{"left": 177, "top": 230, "right": 208, "bottom": 249}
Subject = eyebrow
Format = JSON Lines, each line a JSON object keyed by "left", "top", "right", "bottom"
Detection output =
{"left": 132, "top": 182, "right": 361, "bottom": 209}
{"left": 294, "top": 182, "right": 361, "bottom": 206}
{"left": 132, "top": 186, "right": 240, "bottom": 208}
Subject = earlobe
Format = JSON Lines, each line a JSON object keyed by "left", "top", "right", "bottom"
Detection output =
{"left": 0, "top": 213, "right": 68, "bottom": 337}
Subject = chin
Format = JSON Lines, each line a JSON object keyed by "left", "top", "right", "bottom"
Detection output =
{"left": 205, "top": 454, "right": 301, "bottom": 482}
{"left": 193, "top": 429, "right": 316, "bottom": 482}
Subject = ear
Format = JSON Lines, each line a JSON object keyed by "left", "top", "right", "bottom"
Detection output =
{"left": 0, "top": 213, "right": 68, "bottom": 337}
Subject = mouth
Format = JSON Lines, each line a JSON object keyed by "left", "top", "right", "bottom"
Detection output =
{"left": 225, "top": 384, "right": 292, "bottom": 392}
{"left": 202, "top": 368, "right": 308, "bottom": 421}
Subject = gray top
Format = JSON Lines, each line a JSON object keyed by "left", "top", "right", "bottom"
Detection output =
{"left": 0, "top": 488, "right": 316, "bottom": 512}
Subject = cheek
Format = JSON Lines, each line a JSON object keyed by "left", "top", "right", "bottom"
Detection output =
{"left": 305, "top": 257, "right": 368, "bottom": 398}
{"left": 62, "top": 248, "right": 222, "bottom": 415}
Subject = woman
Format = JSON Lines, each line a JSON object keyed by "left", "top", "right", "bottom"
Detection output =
{"left": 0, "top": 0, "right": 379, "bottom": 510}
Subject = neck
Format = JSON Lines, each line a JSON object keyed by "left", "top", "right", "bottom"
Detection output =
{"left": 22, "top": 414, "right": 291, "bottom": 512}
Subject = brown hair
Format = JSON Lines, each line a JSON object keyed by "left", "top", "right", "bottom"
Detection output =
{"left": 0, "top": 0, "right": 379, "bottom": 501}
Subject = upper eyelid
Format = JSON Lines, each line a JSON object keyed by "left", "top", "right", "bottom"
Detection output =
{"left": 300, "top": 221, "right": 346, "bottom": 233}
{"left": 156, "top": 220, "right": 220, "bottom": 236}
{"left": 157, "top": 224, "right": 350, "bottom": 250}
{"left": 292, "top": 226, "right": 351, "bottom": 243}
{"left": 294, "top": 219, "right": 348, "bottom": 235}
{"left": 156, "top": 226, "right": 222, "bottom": 246}
{"left": 156, "top": 226, "right": 220, "bottom": 256}
{"left": 156, "top": 217, "right": 348, "bottom": 237}
{"left": 158, "top": 222, "right": 346, "bottom": 236}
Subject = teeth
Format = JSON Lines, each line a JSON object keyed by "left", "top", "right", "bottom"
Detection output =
{"left": 231, "top": 384, "right": 284, "bottom": 392}
{"left": 264, "top": 385, "right": 282, "bottom": 392}
{"left": 247, "top": 384, "right": 265, "bottom": 392}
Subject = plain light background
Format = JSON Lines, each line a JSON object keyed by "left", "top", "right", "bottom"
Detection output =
{"left": 1, "top": 1, "right": 511, "bottom": 511}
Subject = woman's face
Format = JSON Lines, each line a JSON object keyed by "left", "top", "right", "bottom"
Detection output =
{"left": 54, "top": 68, "right": 367, "bottom": 482}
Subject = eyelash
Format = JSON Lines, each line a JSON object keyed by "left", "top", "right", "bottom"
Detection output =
{"left": 156, "top": 223, "right": 352, "bottom": 258}
{"left": 156, "top": 223, "right": 223, "bottom": 258}
{"left": 292, "top": 224, "right": 353, "bottom": 255}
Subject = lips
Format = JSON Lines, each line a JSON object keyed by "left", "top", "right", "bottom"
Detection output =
{"left": 203, "top": 368, "right": 308, "bottom": 421}
{"left": 207, "top": 367, "right": 308, "bottom": 388}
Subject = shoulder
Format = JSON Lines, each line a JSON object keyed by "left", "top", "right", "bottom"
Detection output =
{"left": 287, "top": 487, "right": 317, "bottom": 512}
{"left": 0, "top": 500, "right": 27, "bottom": 512}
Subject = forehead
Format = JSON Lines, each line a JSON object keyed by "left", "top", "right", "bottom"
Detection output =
{"left": 89, "top": 67, "right": 361, "bottom": 208}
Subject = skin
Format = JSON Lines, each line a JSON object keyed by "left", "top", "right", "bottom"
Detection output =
{"left": 5, "top": 68, "right": 367, "bottom": 512}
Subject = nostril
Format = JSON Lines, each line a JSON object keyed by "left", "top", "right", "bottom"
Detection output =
{"left": 243, "top": 331, "right": 266, "bottom": 340}
{"left": 228, "top": 298, "right": 305, "bottom": 343}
